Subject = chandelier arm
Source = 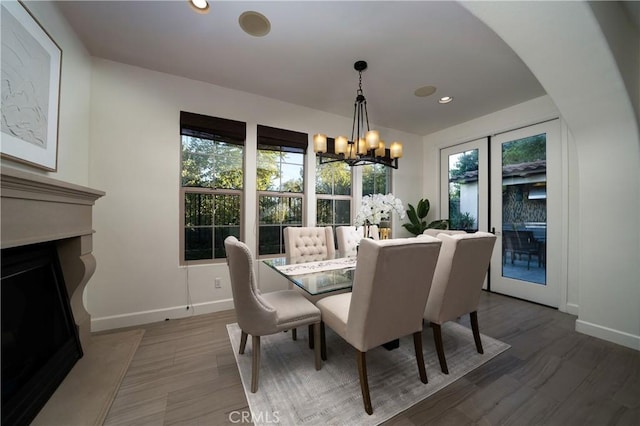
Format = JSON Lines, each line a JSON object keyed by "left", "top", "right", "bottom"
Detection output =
{"left": 363, "top": 99, "right": 371, "bottom": 132}
{"left": 351, "top": 100, "right": 358, "bottom": 145}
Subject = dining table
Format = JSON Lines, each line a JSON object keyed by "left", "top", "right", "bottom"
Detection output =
{"left": 262, "top": 254, "right": 400, "bottom": 350}
{"left": 261, "top": 255, "right": 356, "bottom": 296}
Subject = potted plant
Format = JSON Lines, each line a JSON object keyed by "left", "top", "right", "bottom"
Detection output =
{"left": 402, "top": 198, "right": 449, "bottom": 236}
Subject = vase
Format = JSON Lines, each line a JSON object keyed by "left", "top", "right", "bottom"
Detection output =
{"left": 379, "top": 220, "right": 390, "bottom": 239}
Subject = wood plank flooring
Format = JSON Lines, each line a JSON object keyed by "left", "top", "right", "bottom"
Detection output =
{"left": 103, "top": 292, "right": 639, "bottom": 425}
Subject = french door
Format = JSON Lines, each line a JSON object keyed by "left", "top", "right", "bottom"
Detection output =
{"left": 489, "top": 120, "right": 562, "bottom": 307}
{"left": 440, "top": 137, "right": 489, "bottom": 288}
{"left": 439, "top": 121, "right": 563, "bottom": 307}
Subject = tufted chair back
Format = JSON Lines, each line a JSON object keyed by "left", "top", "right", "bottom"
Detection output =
{"left": 283, "top": 226, "right": 335, "bottom": 261}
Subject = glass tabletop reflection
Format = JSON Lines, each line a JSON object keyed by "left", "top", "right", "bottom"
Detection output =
{"left": 262, "top": 255, "right": 356, "bottom": 295}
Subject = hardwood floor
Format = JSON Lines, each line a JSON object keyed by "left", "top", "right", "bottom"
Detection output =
{"left": 103, "top": 292, "right": 639, "bottom": 425}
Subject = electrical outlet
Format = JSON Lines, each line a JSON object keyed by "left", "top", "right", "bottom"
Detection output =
{"left": 214, "top": 277, "right": 221, "bottom": 289}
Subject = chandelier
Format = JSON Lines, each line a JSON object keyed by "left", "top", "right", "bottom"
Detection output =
{"left": 313, "top": 60, "right": 402, "bottom": 169}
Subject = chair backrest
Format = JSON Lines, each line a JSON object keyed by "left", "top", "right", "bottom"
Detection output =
{"left": 283, "top": 226, "right": 335, "bottom": 261}
{"left": 224, "top": 236, "right": 277, "bottom": 335}
{"left": 336, "top": 226, "right": 364, "bottom": 257}
{"left": 424, "top": 232, "right": 497, "bottom": 324}
{"left": 422, "top": 229, "right": 467, "bottom": 237}
{"left": 346, "top": 237, "right": 442, "bottom": 352}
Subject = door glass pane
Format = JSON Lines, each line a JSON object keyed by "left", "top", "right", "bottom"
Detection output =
{"left": 501, "top": 134, "right": 547, "bottom": 285}
{"left": 448, "top": 149, "right": 478, "bottom": 231}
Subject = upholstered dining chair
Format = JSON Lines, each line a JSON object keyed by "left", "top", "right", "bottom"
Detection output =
{"left": 423, "top": 232, "right": 496, "bottom": 374}
{"left": 335, "top": 226, "right": 364, "bottom": 257}
{"left": 224, "top": 236, "right": 322, "bottom": 393}
{"left": 283, "top": 226, "right": 335, "bottom": 261}
{"left": 282, "top": 226, "right": 336, "bottom": 340}
{"left": 316, "top": 237, "right": 442, "bottom": 415}
{"left": 421, "top": 229, "right": 467, "bottom": 237}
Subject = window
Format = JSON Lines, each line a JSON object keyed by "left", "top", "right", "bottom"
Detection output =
{"left": 362, "top": 163, "right": 391, "bottom": 195}
{"left": 256, "top": 125, "right": 307, "bottom": 256}
{"left": 180, "top": 111, "right": 245, "bottom": 264}
{"left": 316, "top": 158, "right": 352, "bottom": 237}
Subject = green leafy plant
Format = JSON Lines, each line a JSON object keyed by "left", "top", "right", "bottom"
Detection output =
{"left": 402, "top": 198, "right": 449, "bottom": 236}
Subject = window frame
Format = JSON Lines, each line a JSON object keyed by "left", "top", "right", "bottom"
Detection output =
{"left": 179, "top": 111, "right": 246, "bottom": 265}
{"left": 315, "top": 157, "right": 353, "bottom": 239}
{"left": 255, "top": 125, "right": 308, "bottom": 258}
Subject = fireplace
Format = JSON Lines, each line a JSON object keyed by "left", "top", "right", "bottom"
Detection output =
{"left": 1, "top": 167, "right": 105, "bottom": 423}
{"left": 1, "top": 242, "right": 83, "bottom": 426}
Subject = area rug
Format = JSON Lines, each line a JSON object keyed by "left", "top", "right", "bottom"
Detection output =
{"left": 227, "top": 321, "right": 509, "bottom": 425}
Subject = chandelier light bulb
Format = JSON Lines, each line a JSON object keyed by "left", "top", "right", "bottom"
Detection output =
{"left": 358, "top": 138, "right": 368, "bottom": 155}
{"left": 365, "top": 130, "right": 379, "bottom": 150}
{"left": 390, "top": 142, "right": 403, "bottom": 159}
{"left": 313, "top": 133, "right": 327, "bottom": 153}
{"left": 375, "top": 140, "right": 386, "bottom": 157}
{"left": 335, "top": 136, "right": 348, "bottom": 154}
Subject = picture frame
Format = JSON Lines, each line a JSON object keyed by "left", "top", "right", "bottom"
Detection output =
{"left": 1, "top": 0, "right": 62, "bottom": 171}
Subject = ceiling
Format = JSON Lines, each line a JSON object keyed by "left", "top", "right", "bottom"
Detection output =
{"left": 56, "top": 1, "right": 547, "bottom": 136}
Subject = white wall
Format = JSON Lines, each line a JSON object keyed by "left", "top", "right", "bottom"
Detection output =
{"left": 463, "top": 1, "right": 640, "bottom": 350}
{"left": 1, "top": 1, "right": 92, "bottom": 186}
{"left": 88, "top": 59, "right": 423, "bottom": 330}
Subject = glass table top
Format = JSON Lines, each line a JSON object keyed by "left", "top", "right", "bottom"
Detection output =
{"left": 262, "top": 255, "right": 356, "bottom": 295}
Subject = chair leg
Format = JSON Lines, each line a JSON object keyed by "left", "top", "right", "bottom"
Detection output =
{"left": 431, "top": 323, "right": 449, "bottom": 374}
{"left": 413, "top": 331, "right": 428, "bottom": 384}
{"left": 313, "top": 322, "right": 321, "bottom": 370}
{"left": 356, "top": 350, "right": 373, "bottom": 415}
{"left": 291, "top": 328, "right": 297, "bottom": 340}
{"left": 308, "top": 324, "right": 314, "bottom": 349}
{"left": 239, "top": 331, "right": 248, "bottom": 354}
{"left": 250, "top": 335, "right": 261, "bottom": 393}
{"left": 470, "top": 311, "right": 484, "bottom": 354}
{"left": 320, "top": 321, "right": 327, "bottom": 361}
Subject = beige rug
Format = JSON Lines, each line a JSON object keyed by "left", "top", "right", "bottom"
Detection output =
{"left": 32, "top": 329, "right": 145, "bottom": 426}
{"left": 227, "top": 321, "right": 509, "bottom": 426}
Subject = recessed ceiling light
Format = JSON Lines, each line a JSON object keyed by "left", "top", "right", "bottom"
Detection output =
{"left": 189, "top": 0, "right": 210, "bottom": 14}
{"left": 439, "top": 96, "right": 454, "bottom": 104}
{"left": 239, "top": 11, "right": 271, "bottom": 37}
{"left": 414, "top": 86, "right": 437, "bottom": 97}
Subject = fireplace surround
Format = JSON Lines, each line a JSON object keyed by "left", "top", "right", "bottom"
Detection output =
{"left": 1, "top": 167, "right": 105, "bottom": 422}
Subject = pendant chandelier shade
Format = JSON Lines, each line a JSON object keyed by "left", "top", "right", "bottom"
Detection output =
{"left": 313, "top": 61, "right": 402, "bottom": 169}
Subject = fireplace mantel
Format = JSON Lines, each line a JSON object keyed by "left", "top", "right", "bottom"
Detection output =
{"left": 1, "top": 166, "right": 105, "bottom": 347}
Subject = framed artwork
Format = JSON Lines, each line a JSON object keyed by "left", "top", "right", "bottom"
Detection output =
{"left": 1, "top": 0, "right": 62, "bottom": 171}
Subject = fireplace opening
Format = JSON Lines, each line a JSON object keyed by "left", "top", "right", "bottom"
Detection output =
{"left": 1, "top": 242, "right": 83, "bottom": 426}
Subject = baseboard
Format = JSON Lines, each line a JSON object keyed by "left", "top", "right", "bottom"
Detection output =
{"left": 565, "top": 302, "right": 579, "bottom": 316}
{"left": 575, "top": 319, "right": 640, "bottom": 351}
{"left": 91, "top": 298, "right": 234, "bottom": 332}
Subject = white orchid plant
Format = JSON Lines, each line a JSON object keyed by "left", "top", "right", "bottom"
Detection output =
{"left": 354, "top": 193, "right": 406, "bottom": 227}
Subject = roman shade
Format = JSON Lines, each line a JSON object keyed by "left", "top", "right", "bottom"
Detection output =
{"left": 180, "top": 111, "right": 246, "bottom": 145}
{"left": 257, "top": 125, "right": 307, "bottom": 154}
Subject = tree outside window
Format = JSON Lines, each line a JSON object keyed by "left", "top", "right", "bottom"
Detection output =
{"left": 256, "top": 127, "right": 306, "bottom": 256}
{"left": 181, "top": 136, "right": 243, "bottom": 262}
{"left": 362, "top": 163, "right": 390, "bottom": 196}
{"left": 316, "top": 159, "right": 352, "bottom": 240}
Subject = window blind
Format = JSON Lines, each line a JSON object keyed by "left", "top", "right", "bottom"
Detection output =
{"left": 257, "top": 125, "right": 307, "bottom": 154}
{"left": 180, "top": 111, "right": 246, "bottom": 145}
